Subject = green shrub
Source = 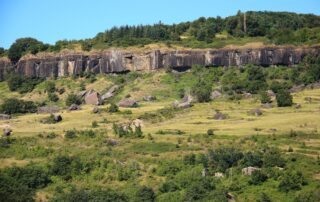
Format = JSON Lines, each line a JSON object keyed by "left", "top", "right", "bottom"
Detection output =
{"left": 207, "top": 129, "right": 214, "bottom": 136}
{"left": 65, "top": 93, "right": 82, "bottom": 106}
{"left": 208, "top": 147, "right": 243, "bottom": 172}
{"left": 45, "top": 81, "right": 56, "bottom": 93}
{"left": 278, "top": 170, "right": 307, "bottom": 192}
{"left": 192, "top": 79, "right": 212, "bottom": 102}
{"left": 108, "top": 103, "right": 119, "bottom": 113}
{"left": 259, "top": 91, "right": 271, "bottom": 104}
{"left": 48, "top": 93, "right": 59, "bottom": 102}
{"left": 276, "top": 90, "right": 293, "bottom": 107}
{"left": 0, "top": 98, "right": 37, "bottom": 114}
{"left": 50, "top": 155, "right": 84, "bottom": 178}
{"left": 249, "top": 170, "right": 268, "bottom": 185}
{"left": 132, "top": 186, "right": 155, "bottom": 202}
{"left": 64, "top": 130, "right": 77, "bottom": 139}
{"left": 7, "top": 74, "right": 43, "bottom": 93}
{"left": 92, "top": 121, "right": 98, "bottom": 128}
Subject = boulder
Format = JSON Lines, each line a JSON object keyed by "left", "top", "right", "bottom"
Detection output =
{"left": 214, "top": 172, "right": 225, "bottom": 178}
{"left": 261, "top": 103, "right": 273, "bottom": 109}
{"left": 243, "top": 92, "right": 252, "bottom": 99}
{"left": 294, "top": 103, "right": 301, "bottom": 109}
{"left": 85, "top": 89, "right": 102, "bottom": 105}
{"left": 54, "top": 114, "right": 62, "bottom": 122}
{"left": 0, "top": 114, "right": 11, "bottom": 120}
{"left": 101, "top": 85, "right": 120, "bottom": 100}
{"left": 92, "top": 106, "right": 99, "bottom": 113}
{"left": 132, "top": 119, "right": 144, "bottom": 127}
{"left": 210, "top": 90, "right": 222, "bottom": 100}
{"left": 68, "top": 104, "right": 81, "bottom": 111}
{"left": 3, "top": 128, "right": 12, "bottom": 137}
{"left": 173, "top": 95, "right": 193, "bottom": 109}
{"left": 248, "top": 108, "right": 263, "bottom": 116}
{"left": 118, "top": 99, "right": 138, "bottom": 108}
{"left": 289, "top": 84, "right": 305, "bottom": 93}
{"left": 37, "top": 106, "right": 60, "bottom": 114}
{"left": 213, "top": 112, "right": 227, "bottom": 120}
{"left": 143, "top": 95, "right": 156, "bottom": 101}
{"left": 267, "top": 90, "right": 275, "bottom": 97}
{"left": 242, "top": 166, "right": 261, "bottom": 176}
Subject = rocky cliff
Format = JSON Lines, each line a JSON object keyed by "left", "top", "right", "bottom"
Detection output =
{"left": 0, "top": 46, "right": 319, "bottom": 80}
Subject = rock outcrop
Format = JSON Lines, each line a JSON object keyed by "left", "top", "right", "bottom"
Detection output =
{"left": 0, "top": 46, "right": 319, "bottom": 79}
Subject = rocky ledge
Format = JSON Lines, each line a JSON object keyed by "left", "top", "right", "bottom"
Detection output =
{"left": 0, "top": 46, "right": 319, "bottom": 80}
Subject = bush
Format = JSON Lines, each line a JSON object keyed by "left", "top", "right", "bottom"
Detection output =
{"left": 48, "top": 93, "right": 59, "bottom": 102}
{"left": 7, "top": 74, "right": 43, "bottom": 93}
{"left": 64, "top": 130, "right": 77, "bottom": 139}
{"left": 50, "top": 188, "right": 128, "bottom": 202}
{"left": 207, "top": 129, "right": 214, "bottom": 136}
{"left": 276, "top": 90, "right": 293, "bottom": 107}
{"left": 92, "top": 121, "right": 98, "bottom": 128}
{"left": 107, "top": 103, "right": 119, "bottom": 113}
{"left": 0, "top": 98, "right": 37, "bottom": 114}
{"left": 259, "top": 91, "right": 271, "bottom": 104}
{"left": 132, "top": 186, "right": 155, "bottom": 202}
{"left": 45, "top": 81, "right": 56, "bottom": 93}
{"left": 208, "top": 147, "right": 243, "bottom": 172}
{"left": 112, "top": 123, "right": 143, "bottom": 138}
{"left": 65, "top": 93, "right": 82, "bottom": 106}
{"left": 41, "top": 114, "right": 57, "bottom": 124}
{"left": 249, "top": 170, "right": 268, "bottom": 185}
{"left": 192, "top": 79, "right": 212, "bottom": 102}
{"left": 279, "top": 170, "right": 307, "bottom": 192}
{"left": 50, "top": 155, "right": 84, "bottom": 178}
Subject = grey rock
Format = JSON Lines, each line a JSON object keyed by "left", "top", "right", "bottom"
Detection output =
{"left": 68, "top": 104, "right": 81, "bottom": 111}
{"left": 213, "top": 112, "right": 227, "bottom": 120}
{"left": 242, "top": 167, "right": 261, "bottom": 176}
{"left": 37, "top": 106, "right": 60, "bottom": 114}
{"left": 294, "top": 103, "right": 301, "bottom": 109}
{"left": 267, "top": 90, "right": 275, "bottom": 97}
{"left": 54, "top": 114, "right": 62, "bottom": 122}
{"left": 101, "top": 85, "right": 120, "bottom": 100}
{"left": 210, "top": 90, "right": 222, "bottom": 100}
{"left": 261, "top": 103, "right": 273, "bottom": 109}
{"left": 118, "top": 99, "right": 138, "bottom": 108}
{"left": 3, "top": 128, "right": 12, "bottom": 137}
{"left": 143, "top": 95, "right": 156, "bottom": 101}
{"left": 248, "top": 108, "right": 263, "bottom": 116}
{"left": 84, "top": 89, "right": 102, "bottom": 105}
{"left": 0, "top": 114, "right": 11, "bottom": 120}
{"left": 289, "top": 84, "right": 305, "bottom": 93}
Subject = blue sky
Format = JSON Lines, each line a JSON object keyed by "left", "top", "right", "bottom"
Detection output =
{"left": 0, "top": 0, "right": 319, "bottom": 48}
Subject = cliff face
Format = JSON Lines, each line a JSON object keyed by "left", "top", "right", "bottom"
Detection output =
{"left": 0, "top": 46, "right": 319, "bottom": 80}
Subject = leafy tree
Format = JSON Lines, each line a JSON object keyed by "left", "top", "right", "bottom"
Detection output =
{"left": 8, "top": 37, "right": 48, "bottom": 62}
{"left": 65, "top": 93, "right": 82, "bottom": 106}
{"left": 7, "top": 74, "right": 43, "bottom": 93}
{"left": 249, "top": 170, "right": 268, "bottom": 185}
{"left": 208, "top": 147, "right": 243, "bottom": 172}
{"left": 263, "top": 147, "right": 286, "bottom": 167}
{"left": 276, "top": 90, "right": 293, "bottom": 107}
{"left": 241, "top": 152, "right": 263, "bottom": 167}
{"left": 192, "top": 79, "right": 212, "bottom": 102}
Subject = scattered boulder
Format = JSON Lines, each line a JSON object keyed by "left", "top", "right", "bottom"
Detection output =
{"left": 118, "top": 99, "right": 138, "bottom": 108}
{"left": 242, "top": 166, "right": 261, "bottom": 176}
{"left": 101, "top": 85, "right": 120, "bottom": 100}
{"left": 132, "top": 119, "right": 144, "bottom": 127}
{"left": 267, "top": 90, "right": 275, "bottom": 97}
{"left": 214, "top": 172, "right": 225, "bottom": 178}
{"left": 37, "top": 106, "right": 60, "bottom": 114}
{"left": 143, "top": 95, "right": 156, "bottom": 101}
{"left": 306, "top": 82, "right": 320, "bottom": 89}
{"left": 53, "top": 114, "right": 62, "bottom": 122}
{"left": 92, "top": 106, "right": 100, "bottom": 113}
{"left": 173, "top": 95, "right": 193, "bottom": 109}
{"left": 68, "top": 104, "right": 81, "bottom": 111}
{"left": 3, "top": 128, "right": 12, "bottom": 137}
{"left": 85, "top": 89, "right": 102, "bottom": 105}
{"left": 289, "top": 84, "right": 305, "bottom": 93}
{"left": 248, "top": 108, "right": 263, "bottom": 116}
{"left": 0, "top": 114, "right": 11, "bottom": 120}
{"left": 261, "top": 103, "right": 273, "bottom": 109}
{"left": 243, "top": 92, "right": 252, "bottom": 99}
{"left": 213, "top": 112, "right": 227, "bottom": 120}
{"left": 294, "top": 103, "right": 302, "bottom": 109}
{"left": 210, "top": 90, "right": 222, "bottom": 100}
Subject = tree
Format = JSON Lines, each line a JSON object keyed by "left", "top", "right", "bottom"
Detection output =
{"left": 65, "top": 93, "right": 82, "bottom": 106}
{"left": 279, "top": 170, "right": 307, "bottom": 192}
{"left": 8, "top": 37, "right": 47, "bottom": 62}
{"left": 192, "top": 79, "right": 212, "bottom": 103}
{"left": 276, "top": 90, "right": 293, "bottom": 107}
{"left": 132, "top": 186, "right": 155, "bottom": 202}
{"left": 208, "top": 147, "right": 243, "bottom": 172}
{"left": 249, "top": 170, "right": 268, "bottom": 185}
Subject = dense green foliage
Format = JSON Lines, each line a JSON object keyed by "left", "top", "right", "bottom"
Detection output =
{"left": 276, "top": 90, "right": 293, "bottom": 107}
{"left": 6, "top": 74, "right": 43, "bottom": 93}
{"left": 65, "top": 93, "right": 82, "bottom": 106}
{"left": 0, "top": 98, "right": 37, "bottom": 114}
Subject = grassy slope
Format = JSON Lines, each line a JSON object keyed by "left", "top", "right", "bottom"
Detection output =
{"left": 0, "top": 71, "right": 320, "bottom": 201}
